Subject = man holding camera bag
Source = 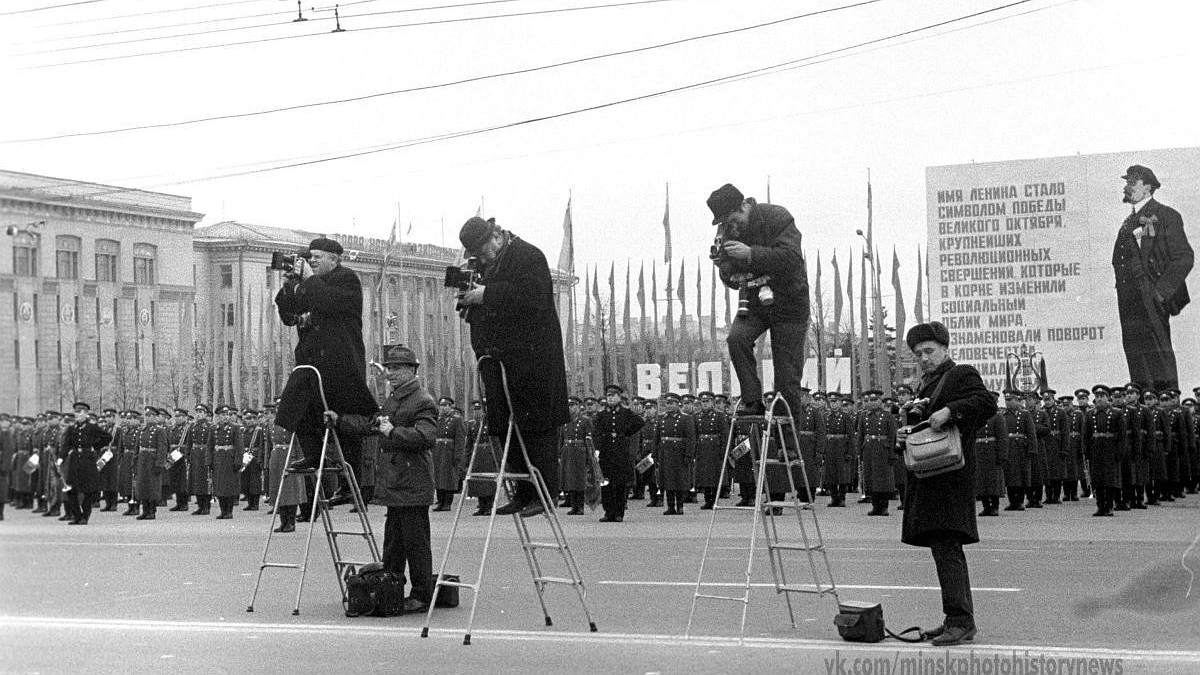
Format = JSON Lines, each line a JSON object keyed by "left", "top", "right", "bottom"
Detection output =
{"left": 456, "top": 217, "right": 570, "bottom": 518}
{"left": 707, "top": 184, "right": 809, "bottom": 417}
{"left": 897, "top": 322, "right": 996, "bottom": 646}
{"left": 274, "top": 237, "right": 378, "bottom": 497}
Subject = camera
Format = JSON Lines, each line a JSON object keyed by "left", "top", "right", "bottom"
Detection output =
{"left": 268, "top": 250, "right": 310, "bottom": 276}
{"left": 442, "top": 258, "right": 480, "bottom": 292}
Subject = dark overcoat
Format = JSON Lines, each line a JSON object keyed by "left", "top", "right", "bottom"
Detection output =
{"left": 275, "top": 264, "right": 378, "bottom": 436}
{"left": 210, "top": 423, "right": 243, "bottom": 499}
{"left": 63, "top": 420, "right": 112, "bottom": 495}
{"left": 97, "top": 424, "right": 120, "bottom": 493}
{"left": 466, "top": 417, "right": 500, "bottom": 499}
{"left": 558, "top": 417, "right": 592, "bottom": 493}
{"left": 367, "top": 377, "right": 437, "bottom": 508}
{"left": 692, "top": 410, "right": 729, "bottom": 489}
{"left": 592, "top": 406, "right": 644, "bottom": 485}
{"left": 655, "top": 411, "right": 695, "bottom": 491}
{"left": 0, "top": 427, "right": 12, "bottom": 502}
{"left": 715, "top": 200, "right": 809, "bottom": 323}
{"left": 821, "top": 409, "right": 856, "bottom": 488}
{"left": 266, "top": 424, "right": 308, "bottom": 507}
{"left": 900, "top": 360, "right": 996, "bottom": 547}
{"left": 433, "top": 414, "right": 468, "bottom": 491}
{"left": 974, "top": 411, "right": 1008, "bottom": 497}
{"left": 1084, "top": 407, "right": 1128, "bottom": 489}
{"left": 187, "top": 420, "right": 214, "bottom": 496}
{"left": 857, "top": 409, "right": 897, "bottom": 494}
{"left": 467, "top": 236, "right": 570, "bottom": 436}
{"left": 134, "top": 422, "right": 170, "bottom": 502}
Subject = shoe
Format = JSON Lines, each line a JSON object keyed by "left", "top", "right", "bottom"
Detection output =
{"left": 401, "top": 598, "right": 430, "bottom": 614}
{"left": 612, "top": 516, "right": 623, "bottom": 522}
{"left": 57, "top": 514, "right": 72, "bottom": 521}
{"left": 327, "top": 492, "right": 354, "bottom": 507}
{"left": 432, "top": 505, "right": 452, "bottom": 512}
{"left": 494, "top": 501, "right": 525, "bottom": 516}
{"left": 68, "top": 520, "right": 85, "bottom": 525}
{"left": 663, "top": 508, "right": 677, "bottom": 515}
{"left": 216, "top": 512, "right": 232, "bottom": 520}
{"left": 288, "top": 458, "right": 318, "bottom": 473}
{"left": 1131, "top": 502, "right": 1147, "bottom": 510}
{"left": 567, "top": 508, "right": 585, "bottom": 515}
{"left": 647, "top": 499, "right": 662, "bottom": 508}
{"left": 169, "top": 504, "right": 188, "bottom": 512}
{"left": 857, "top": 495, "right": 872, "bottom": 504}
{"left": 1003, "top": 504, "right": 1024, "bottom": 511}
{"left": 700, "top": 503, "right": 714, "bottom": 510}
{"left": 735, "top": 498, "right": 754, "bottom": 507}
{"left": 1026, "top": 502, "right": 1043, "bottom": 509}
{"left": 274, "top": 521, "right": 295, "bottom": 533}
{"left": 471, "top": 508, "right": 489, "bottom": 517}
{"left": 1114, "top": 503, "right": 1130, "bottom": 511}
{"left": 930, "top": 625, "right": 976, "bottom": 646}
{"left": 519, "top": 503, "right": 545, "bottom": 518}
{"left": 598, "top": 516, "right": 616, "bottom": 522}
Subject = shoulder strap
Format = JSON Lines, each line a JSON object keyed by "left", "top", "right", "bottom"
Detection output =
{"left": 928, "top": 365, "right": 958, "bottom": 409}
{"left": 886, "top": 626, "right": 926, "bottom": 643}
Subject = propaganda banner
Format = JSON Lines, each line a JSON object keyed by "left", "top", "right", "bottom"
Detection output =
{"left": 927, "top": 147, "right": 1200, "bottom": 394}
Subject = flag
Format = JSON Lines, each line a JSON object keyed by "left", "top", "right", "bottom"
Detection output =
{"left": 594, "top": 269, "right": 606, "bottom": 386}
{"left": 677, "top": 259, "right": 687, "bottom": 344}
{"left": 914, "top": 246, "right": 925, "bottom": 324}
{"left": 557, "top": 195, "right": 574, "bottom": 274}
{"left": 637, "top": 263, "right": 647, "bottom": 344}
{"left": 832, "top": 251, "right": 843, "bottom": 344}
{"left": 873, "top": 245, "right": 888, "bottom": 394}
{"left": 624, "top": 262, "right": 633, "bottom": 388}
{"left": 858, "top": 250, "right": 869, "bottom": 393}
{"left": 892, "top": 247, "right": 907, "bottom": 375}
{"left": 814, "top": 254, "right": 825, "bottom": 388}
{"left": 696, "top": 257, "right": 703, "bottom": 349}
{"left": 608, "top": 262, "right": 617, "bottom": 383}
{"left": 665, "top": 261, "right": 675, "bottom": 362}
{"left": 581, "top": 267, "right": 592, "bottom": 394}
{"left": 709, "top": 261, "right": 717, "bottom": 347}
{"left": 662, "top": 183, "right": 672, "bottom": 263}
{"left": 652, "top": 261, "right": 660, "bottom": 348}
{"left": 846, "top": 253, "right": 855, "bottom": 389}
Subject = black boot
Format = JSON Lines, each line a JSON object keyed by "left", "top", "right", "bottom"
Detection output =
{"left": 472, "top": 495, "right": 494, "bottom": 516}
{"left": 170, "top": 493, "right": 189, "bottom": 511}
{"left": 868, "top": 493, "right": 889, "bottom": 516}
{"left": 700, "top": 488, "right": 717, "bottom": 510}
{"left": 663, "top": 491, "right": 677, "bottom": 515}
{"left": 243, "top": 495, "right": 260, "bottom": 511}
{"left": 1004, "top": 488, "right": 1025, "bottom": 511}
{"left": 136, "top": 502, "right": 157, "bottom": 520}
{"left": 0, "top": 502, "right": 5, "bottom": 521}
{"left": 274, "top": 505, "right": 297, "bottom": 533}
{"left": 1131, "top": 486, "right": 1147, "bottom": 509}
{"left": 123, "top": 501, "right": 140, "bottom": 516}
{"left": 647, "top": 491, "right": 662, "bottom": 508}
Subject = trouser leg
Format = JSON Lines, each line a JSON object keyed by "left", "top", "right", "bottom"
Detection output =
{"left": 929, "top": 536, "right": 975, "bottom": 629}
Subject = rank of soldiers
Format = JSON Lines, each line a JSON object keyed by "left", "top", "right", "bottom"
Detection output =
{"left": 3, "top": 383, "right": 1197, "bottom": 523}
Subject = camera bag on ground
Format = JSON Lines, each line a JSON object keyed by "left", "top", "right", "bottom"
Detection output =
{"left": 432, "top": 573, "right": 460, "bottom": 608}
{"left": 834, "top": 601, "right": 923, "bottom": 643}
{"left": 344, "top": 563, "right": 406, "bottom": 617}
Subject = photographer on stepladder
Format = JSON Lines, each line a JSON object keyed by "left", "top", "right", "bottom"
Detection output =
{"left": 274, "top": 237, "right": 379, "bottom": 504}
{"left": 454, "top": 216, "right": 570, "bottom": 519}
{"left": 707, "top": 183, "right": 810, "bottom": 418}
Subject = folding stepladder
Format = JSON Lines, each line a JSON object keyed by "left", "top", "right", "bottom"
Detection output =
{"left": 421, "top": 355, "right": 597, "bottom": 645}
{"left": 246, "top": 364, "right": 380, "bottom": 615}
{"left": 686, "top": 394, "right": 839, "bottom": 640}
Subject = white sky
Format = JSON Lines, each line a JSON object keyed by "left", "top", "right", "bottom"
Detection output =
{"left": 2, "top": 0, "right": 1199, "bottom": 309}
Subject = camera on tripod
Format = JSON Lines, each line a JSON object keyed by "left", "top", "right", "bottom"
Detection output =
{"left": 443, "top": 257, "right": 481, "bottom": 314}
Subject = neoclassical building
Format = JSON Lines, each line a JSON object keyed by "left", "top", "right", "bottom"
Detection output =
{"left": 1, "top": 169, "right": 572, "bottom": 414}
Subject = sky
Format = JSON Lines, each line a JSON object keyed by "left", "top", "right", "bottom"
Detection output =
{"left": 2, "top": 0, "right": 1199, "bottom": 311}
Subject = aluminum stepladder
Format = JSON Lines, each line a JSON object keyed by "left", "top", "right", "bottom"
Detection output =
{"left": 686, "top": 394, "right": 839, "bottom": 639}
{"left": 421, "top": 355, "right": 597, "bottom": 645}
{"left": 247, "top": 364, "right": 380, "bottom": 615}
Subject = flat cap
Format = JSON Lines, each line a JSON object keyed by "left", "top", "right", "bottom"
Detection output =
{"left": 906, "top": 321, "right": 950, "bottom": 351}
{"left": 707, "top": 183, "right": 744, "bottom": 225}
{"left": 1122, "top": 164, "right": 1160, "bottom": 190}
{"left": 459, "top": 216, "right": 495, "bottom": 253}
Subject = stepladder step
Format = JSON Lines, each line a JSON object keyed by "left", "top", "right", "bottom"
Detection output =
{"left": 694, "top": 593, "right": 749, "bottom": 603}
{"left": 769, "top": 542, "right": 824, "bottom": 552}
{"left": 522, "top": 541, "right": 566, "bottom": 550}
{"left": 533, "top": 576, "right": 580, "bottom": 586}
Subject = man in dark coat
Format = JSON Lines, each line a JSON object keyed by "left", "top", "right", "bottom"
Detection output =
{"left": 708, "top": 184, "right": 809, "bottom": 418}
{"left": 1084, "top": 386, "right": 1128, "bottom": 516}
{"left": 593, "top": 384, "right": 644, "bottom": 522}
{"left": 134, "top": 407, "right": 170, "bottom": 521}
{"left": 275, "top": 237, "right": 378, "bottom": 483}
{"left": 1113, "top": 165, "right": 1193, "bottom": 391}
{"left": 337, "top": 344, "right": 438, "bottom": 614}
{"left": 457, "top": 217, "right": 570, "bottom": 518}
{"left": 898, "top": 322, "right": 996, "bottom": 647}
{"left": 62, "top": 402, "right": 113, "bottom": 525}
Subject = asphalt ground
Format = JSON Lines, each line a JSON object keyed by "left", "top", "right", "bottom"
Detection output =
{"left": 2, "top": 492, "right": 1199, "bottom": 675}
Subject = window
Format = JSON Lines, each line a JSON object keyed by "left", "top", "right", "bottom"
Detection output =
{"left": 220, "top": 264, "right": 233, "bottom": 288}
{"left": 95, "top": 239, "right": 119, "bottom": 282}
{"left": 222, "top": 303, "right": 235, "bottom": 327}
{"left": 133, "top": 243, "right": 157, "bottom": 285}
{"left": 55, "top": 235, "right": 81, "bottom": 279}
{"left": 12, "top": 232, "right": 38, "bottom": 277}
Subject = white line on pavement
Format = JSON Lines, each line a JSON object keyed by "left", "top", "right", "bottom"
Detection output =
{"left": 596, "top": 581, "right": 1022, "bottom": 592}
{"left": 1, "top": 616, "right": 1196, "bottom": 663}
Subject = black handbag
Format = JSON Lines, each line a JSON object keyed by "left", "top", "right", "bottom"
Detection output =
{"left": 344, "top": 563, "right": 406, "bottom": 617}
{"left": 902, "top": 368, "right": 965, "bottom": 478}
{"left": 834, "top": 601, "right": 923, "bottom": 643}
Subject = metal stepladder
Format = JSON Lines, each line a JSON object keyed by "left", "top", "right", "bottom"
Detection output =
{"left": 247, "top": 364, "right": 380, "bottom": 615}
{"left": 421, "top": 355, "right": 597, "bottom": 645}
{"left": 686, "top": 395, "right": 839, "bottom": 639}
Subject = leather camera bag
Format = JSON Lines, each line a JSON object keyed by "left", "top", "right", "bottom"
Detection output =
{"left": 903, "top": 370, "right": 965, "bottom": 478}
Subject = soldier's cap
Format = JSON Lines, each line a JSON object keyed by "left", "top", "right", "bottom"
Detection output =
{"left": 681, "top": 393, "right": 696, "bottom": 401}
{"left": 906, "top": 321, "right": 950, "bottom": 351}
{"left": 0, "top": 413, "right": 9, "bottom": 420}
{"left": 1041, "top": 388, "right": 1057, "bottom": 396}
{"left": 883, "top": 397, "right": 897, "bottom": 405}
{"left": 1092, "top": 384, "right": 1111, "bottom": 395}
{"left": 195, "top": 403, "right": 212, "bottom": 414}
{"left": 812, "top": 391, "right": 827, "bottom": 399}
{"left": 1142, "top": 389, "right": 1158, "bottom": 398}
{"left": 1002, "top": 389, "right": 1020, "bottom": 397}
{"left": 632, "top": 396, "right": 646, "bottom": 403}
{"left": 72, "top": 401, "right": 90, "bottom": 411}
{"left": 707, "top": 183, "right": 745, "bottom": 225}
{"left": 438, "top": 396, "right": 454, "bottom": 405}
{"left": 173, "top": 407, "right": 188, "bottom": 415}
{"left": 1124, "top": 382, "right": 1142, "bottom": 393}
{"left": 308, "top": 237, "right": 344, "bottom": 256}
{"left": 125, "top": 409, "right": 142, "bottom": 417}
{"left": 262, "top": 402, "right": 277, "bottom": 411}
{"left": 715, "top": 394, "right": 728, "bottom": 401}
{"left": 1109, "top": 386, "right": 1126, "bottom": 394}
{"left": 567, "top": 396, "right": 582, "bottom": 405}
{"left": 827, "top": 392, "right": 843, "bottom": 400}
{"left": 471, "top": 399, "right": 482, "bottom": 407}
{"left": 1074, "top": 388, "right": 1090, "bottom": 398}
{"left": 1057, "top": 395, "right": 1072, "bottom": 402}
{"left": 798, "top": 386, "right": 811, "bottom": 394}
{"left": 44, "top": 409, "right": 59, "bottom": 416}
{"left": 1122, "top": 164, "right": 1161, "bottom": 190}
{"left": 697, "top": 391, "right": 714, "bottom": 399}
{"left": 643, "top": 399, "right": 658, "bottom": 407}
{"left": 102, "top": 407, "right": 117, "bottom": 414}
{"left": 583, "top": 397, "right": 598, "bottom": 404}
{"left": 862, "top": 389, "right": 883, "bottom": 397}
{"left": 895, "top": 384, "right": 914, "bottom": 394}
{"left": 215, "top": 404, "right": 233, "bottom": 414}
{"left": 604, "top": 384, "right": 624, "bottom": 395}
{"left": 1184, "top": 398, "right": 1196, "bottom": 406}
{"left": 663, "top": 392, "right": 682, "bottom": 402}
{"left": 382, "top": 344, "right": 420, "bottom": 368}
{"left": 459, "top": 216, "right": 496, "bottom": 253}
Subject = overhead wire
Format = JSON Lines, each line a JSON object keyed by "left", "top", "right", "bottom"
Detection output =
{"left": 31, "top": 0, "right": 1045, "bottom": 198}
{"left": 1, "top": 0, "right": 113, "bottom": 16}
{"left": 3, "top": 0, "right": 887, "bottom": 144}
{"left": 21, "top": 0, "right": 681, "bottom": 60}
{"left": 25, "top": 0, "right": 522, "bottom": 46}
{"left": 36, "top": 0, "right": 276, "bottom": 28}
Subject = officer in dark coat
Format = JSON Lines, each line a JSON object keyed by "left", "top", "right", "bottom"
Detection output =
{"left": 655, "top": 393, "right": 696, "bottom": 515}
{"left": 1000, "top": 391, "right": 1037, "bottom": 511}
{"left": 974, "top": 395, "right": 1008, "bottom": 516}
{"left": 432, "top": 397, "right": 468, "bottom": 511}
{"left": 557, "top": 398, "right": 592, "bottom": 515}
{"left": 62, "top": 402, "right": 113, "bottom": 525}
{"left": 692, "top": 391, "right": 730, "bottom": 509}
{"left": 465, "top": 400, "right": 500, "bottom": 516}
{"left": 166, "top": 408, "right": 192, "bottom": 511}
{"left": 593, "top": 384, "right": 644, "bottom": 522}
{"left": 822, "top": 393, "right": 856, "bottom": 507}
{"left": 856, "top": 390, "right": 897, "bottom": 516}
{"left": 134, "top": 407, "right": 170, "bottom": 521}
{"left": 457, "top": 217, "right": 570, "bottom": 518}
{"left": 188, "top": 405, "right": 215, "bottom": 515}
{"left": 1113, "top": 165, "right": 1194, "bottom": 392}
{"left": 210, "top": 405, "right": 244, "bottom": 520}
{"left": 275, "top": 237, "right": 378, "bottom": 481}
{"left": 1084, "top": 386, "right": 1128, "bottom": 516}
{"left": 898, "top": 322, "right": 996, "bottom": 647}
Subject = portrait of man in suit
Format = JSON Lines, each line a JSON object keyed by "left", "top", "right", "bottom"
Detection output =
{"left": 1112, "top": 164, "right": 1194, "bottom": 391}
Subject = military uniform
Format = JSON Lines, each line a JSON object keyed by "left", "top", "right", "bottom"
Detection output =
{"left": 655, "top": 396, "right": 696, "bottom": 515}
{"left": 188, "top": 408, "right": 215, "bottom": 515}
{"left": 856, "top": 401, "right": 897, "bottom": 516}
{"left": 557, "top": 406, "right": 592, "bottom": 515}
{"left": 692, "top": 395, "right": 730, "bottom": 509}
{"left": 118, "top": 414, "right": 143, "bottom": 514}
{"left": 1001, "top": 395, "right": 1037, "bottom": 511}
{"left": 466, "top": 404, "right": 500, "bottom": 515}
{"left": 62, "top": 405, "right": 113, "bottom": 525}
{"left": 166, "top": 412, "right": 192, "bottom": 511}
{"left": 974, "top": 404, "right": 1008, "bottom": 516}
{"left": 97, "top": 417, "right": 121, "bottom": 510}
{"left": 134, "top": 409, "right": 170, "bottom": 520}
{"left": 239, "top": 414, "right": 266, "bottom": 511}
{"left": 1084, "top": 386, "right": 1128, "bottom": 516}
{"left": 432, "top": 401, "right": 467, "bottom": 511}
{"left": 211, "top": 408, "right": 245, "bottom": 519}
{"left": 821, "top": 401, "right": 856, "bottom": 507}
{"left": 1026, "top": 400, "right": 1049, "bottom": 507}
{"left": 592, "top": 386, "right": 644, "bottom": 522}
{"left": 1062, "top": 397, "right": 1086, "bottom": 501}
{"left": 1142, "top": 400, "right": 1170, "bottom": 506}
{"left": 634, "top": 404, "right": 660, "bottom": 506}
